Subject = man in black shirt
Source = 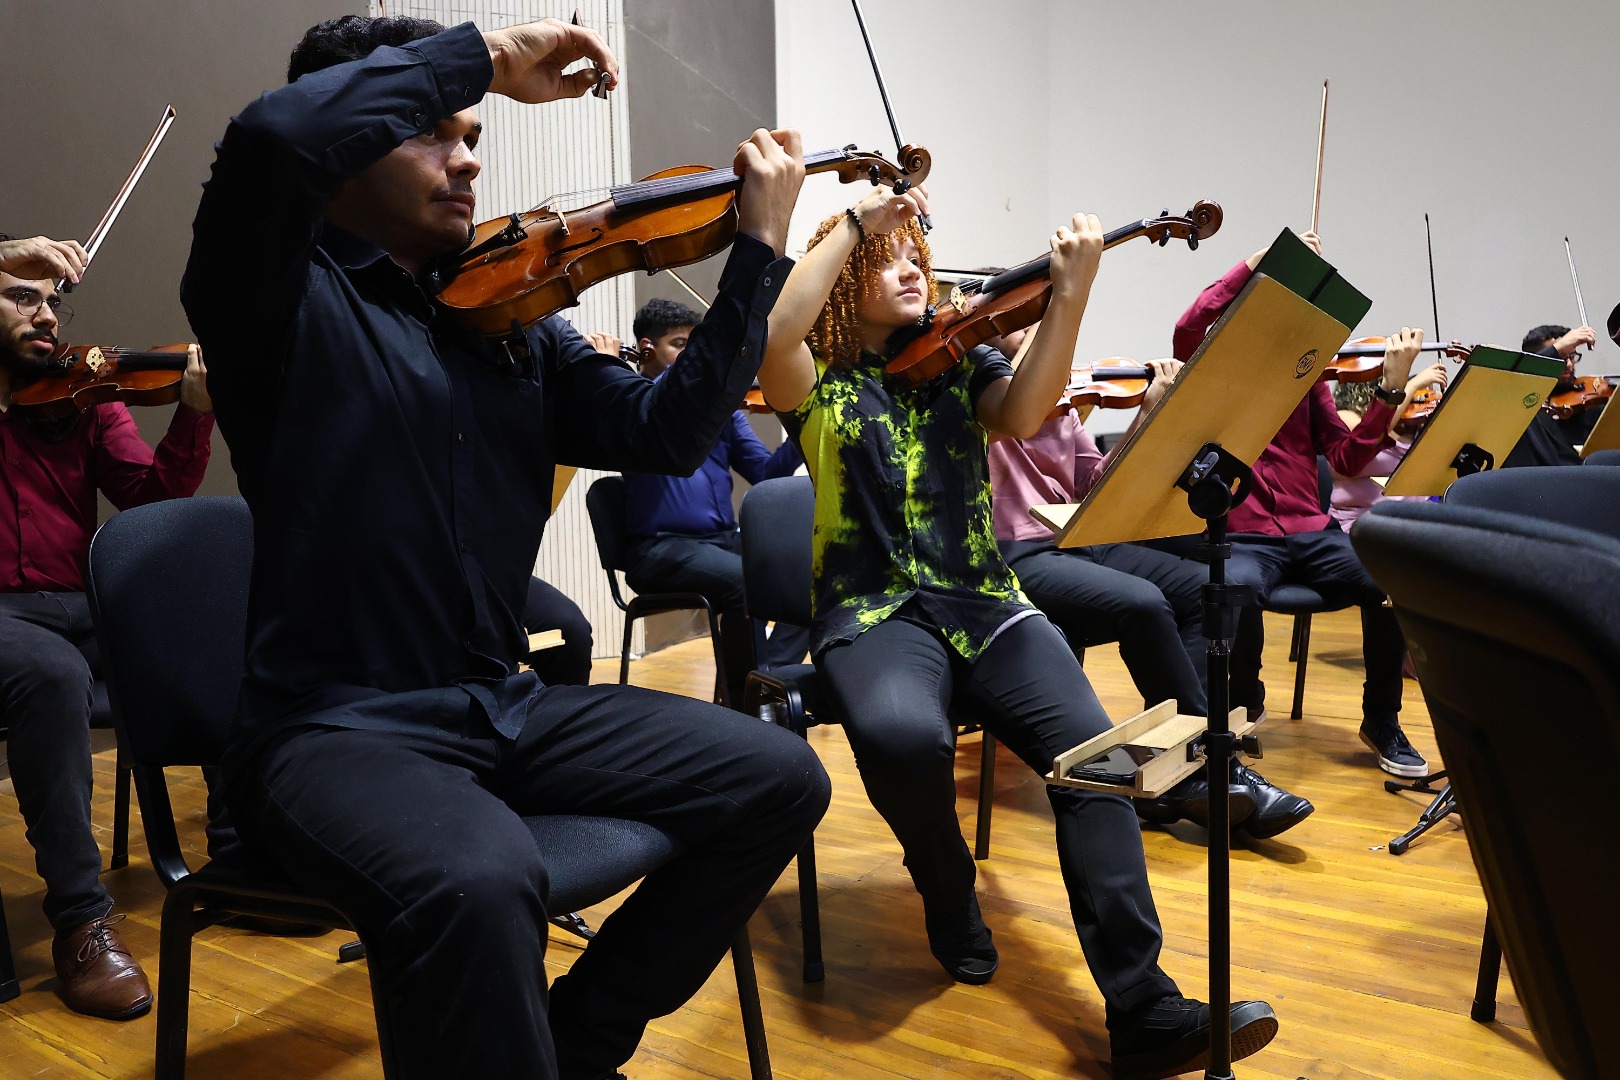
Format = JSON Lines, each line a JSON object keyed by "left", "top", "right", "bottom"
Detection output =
{"left": 182, "top": 15, "right": 828, "bottom": 1080}
{"left": 1502, "top": 323, "right": 1599, "bottom": 468}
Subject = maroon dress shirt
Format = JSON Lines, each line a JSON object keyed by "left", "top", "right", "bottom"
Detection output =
{"left": 0, "top": 402, "right": 214, "bottom": 592}
{"left": 1173, "top": 260, "right": 1395, "bottom": 536}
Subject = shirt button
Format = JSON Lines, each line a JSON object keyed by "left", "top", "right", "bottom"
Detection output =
{"left": 459, "top": 541, "right": 469, "bottom": 553}
{"left": 463, "top": 638, "right": 475, "bottom": 650}
{"left": 19, "top": 507, "right": 30, "bottom": 518}
{"left": 763, "top": 275, "right": 773, "bottom": 287}
{"left": 457, "top": 432, "right": 465, "bottom": 442}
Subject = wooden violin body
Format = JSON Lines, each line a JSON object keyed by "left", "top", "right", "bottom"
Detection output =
{"left": 1321, "top": 337, "right": 1471, "bottom": 383}
{"left": 436, "top": 144, "right": 930, "bottom": 339}
{"left": 883, "top": 201, "right": 1222, "bottom": 388}
{"left": 11, "top": 343, "right": 190, "bottom": 418}
{"left": 1544, "top": 375, "right": 1617, "bottom": 420}
{"left": 1393, "top": 387, "right": 1442, "bottom": 436}
{"left": 1050, "top": 360, "right": 1153, "bottom": 418}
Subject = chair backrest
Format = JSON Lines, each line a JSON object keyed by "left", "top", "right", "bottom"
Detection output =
{"left": 1445, "top": 464, "right": 1620, "bottom": 540}
{"left": 87, "top": 496, "right": 253, "bottom": 768}
{"left": 1315, "top": 453, "right": 1333, "bottom": 512}
{"left": 1352, "top": 499, "right": 1620, "bottom": 1079}
{"left": 584, "top": 475, "right": 632, "bottom": 573}
{"left": 1582, "top": 448, "right": 1620, "bottom": 467}
{"left": 739, "top": 476, "right": 814, "bottom": 626}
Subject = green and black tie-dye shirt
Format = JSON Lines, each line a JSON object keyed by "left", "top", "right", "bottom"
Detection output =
{"left": 780, "top": 345, "right": 1036, "bottom": 660}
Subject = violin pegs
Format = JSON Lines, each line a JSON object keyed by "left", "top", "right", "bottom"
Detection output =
{"left": 1187, "top": 236, "right": 1199, "bottom": 251}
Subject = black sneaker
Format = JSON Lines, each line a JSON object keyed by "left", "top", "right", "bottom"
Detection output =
{"left": 924, "top": 893, "right": 998, "bottom": 985}
{"left": 1358, "top": 717, "right": 1428, "bottom": 778}
{"left": 1134, "top": 770, "right": 1256, "bottom": 831}
{"left": 1231, "top": 762, "right": 1314, "bottom": 840}
{"left": 1110, "top": 994, "right": 1278, "bottom": 1079}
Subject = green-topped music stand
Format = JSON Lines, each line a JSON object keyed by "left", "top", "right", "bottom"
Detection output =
{"left": 1382, "top": 348, "right": 1563, "bottom": 496}
{"left": 1038, "top": 228, "right": 1370, "bottom": 1080}
{"left": 1579, "top": 392, "right": 1620, "bottom": 457}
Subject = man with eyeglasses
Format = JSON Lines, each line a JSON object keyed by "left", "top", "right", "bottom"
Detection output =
{"left": 0, "top": 232, "right": 215, "bottom": 1020}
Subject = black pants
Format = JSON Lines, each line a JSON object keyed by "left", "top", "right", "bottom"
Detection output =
{"left": 818, "top": 612, "right": 1177, "bottom": 1018}
{"left": 225, "top": 685, "right": 830, "bottom": 1080}
{"left": 1002, "top": 539, "right": 1208, "bottom": 715}
{"left": 627, "top": 530, "right": 810, "bottom": 705}
{"left": 523, "top": 577, "right": 595, "bottom": 686}
{"left": 1224, "top": 529, "right": 1404, "bottom": 721}
{"left": 0, "top": 592, "right": 111, "bottom": 932}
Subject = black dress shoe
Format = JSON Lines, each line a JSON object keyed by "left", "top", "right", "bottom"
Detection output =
{"left": 1110, "top": 994, "right": 1278, "bottom": 1079}
{"left": 1231, "top": 762, "right": 1314, "bottom": 840}
{"left": 1134, "top": 771, "right": 1256, "bottom": 830}
{"left": 924, "top": 894, "right": 998, "bottom": 984}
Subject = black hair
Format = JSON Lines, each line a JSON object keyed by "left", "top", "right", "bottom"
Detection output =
{"left": 633, "top": 299, "right": 702, "bottom": 344}
{"left": 1523, "top": 324, "right": 1569, "bottom": 353}
{"left": 287, "top": 14, "right": 446, "bottom": 83}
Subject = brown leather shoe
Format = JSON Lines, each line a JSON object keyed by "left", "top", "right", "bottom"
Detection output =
{"left": 52, "top": 913, "right": 152, "bottom": 1020}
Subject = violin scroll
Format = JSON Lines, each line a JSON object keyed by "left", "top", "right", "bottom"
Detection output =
{"left": 823, "top": 145, "right": 931, "bottom": 190}
{"left": 1141, "top": 200, "right": 1223, "bottom": 251}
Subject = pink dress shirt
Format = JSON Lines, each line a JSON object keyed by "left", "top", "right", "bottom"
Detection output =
{"left": 0, "top": 402, "right": 214, "bottom": 592}
{"left": 1173, "top": 260, "right": 1396, "bottom": 536}
{"left": 988, "top": 412, "right": 1115, "bottom": 541}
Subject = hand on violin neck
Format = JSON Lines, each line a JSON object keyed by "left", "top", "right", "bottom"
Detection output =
{"left": 179, "top": 345, "right": 213, "bottom": 414}
{"left": 484, "top": 20, "right": 620, "bottom": 104}
{"left": 1049, "top": 213, "right": 1103, "bottom": 303}
{"left": 733, "top": 129, "right": 805, "bottom": 256}
{"left": 1141, "top": 359, "right": 1183, "bottom": 412}
{"left": 1405, "top": 362, "right": 1448, "bottom": 397}
{"left": 0, "top": 236, "right": 87, "bottom": 284}
{"left": 1378, "top": 327, "right": 1423, "bottom": 391}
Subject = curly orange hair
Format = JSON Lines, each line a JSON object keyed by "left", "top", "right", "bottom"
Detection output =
{"left": 804, "top": 211, "right": 937, "bottom": 369}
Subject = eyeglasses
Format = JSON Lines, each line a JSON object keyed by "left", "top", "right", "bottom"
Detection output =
{"left": 2, "top": 287, "right": 74, "bottom": 327}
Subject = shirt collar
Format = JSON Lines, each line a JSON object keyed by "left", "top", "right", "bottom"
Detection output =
{"left": 319, "top": 222, "right": 396, "bottom": 273}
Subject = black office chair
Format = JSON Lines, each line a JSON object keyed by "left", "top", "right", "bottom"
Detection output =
{"left": 738, "top": 476, "right": 997, "bottom": 983}
{"left": 86, "top": 496, "right": 772, "bottom": 1080}
{"left": 584, "top": 475, "right": 732, "bottom": 707}
{"left": 1266, "top": 455, "right": 1353, "bottom": 720}
{"left": 1581, "top": 447, "right": 1620, "bottom": 466}
{"left": 1353, "top": 498, "right": 1620, "bottom": 1077}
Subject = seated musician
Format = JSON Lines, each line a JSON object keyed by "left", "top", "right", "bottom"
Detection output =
{"left": 1327, "top": 366, "right": 1445, "bottom": 529}
{"left": 759, "top": 189, "right": 1278, "bottom": 1077}
{"left": 0, "top": 233, "right": 214, "bottom": 1019}
{"left": 1173, "top": 232, "right": 1425, "bottom": 778}
{"left": 1501, "top": 322, "right": 1601, "bottom": 468}
{"left": 615, "top": 298, "right": 808, "bottom": 705}
{"left": 180, "top": 15, "right": 829, "bottom": 1079}
{"left": 986, "top": 329, "right": 1312, "bottom": 839}
{"left": 522, "top": 576, "right": 594, "bottom": 685}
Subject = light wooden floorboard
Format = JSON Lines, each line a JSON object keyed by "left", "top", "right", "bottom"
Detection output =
{"left": 0, "top": 608, "right": 1553, "bottom": 1078}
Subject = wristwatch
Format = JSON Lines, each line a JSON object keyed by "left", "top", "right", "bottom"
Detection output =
{"left": 1372, "top": 382, "right": 1407, "bottom": 406}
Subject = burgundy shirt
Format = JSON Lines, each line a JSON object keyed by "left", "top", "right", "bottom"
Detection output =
{"left": 0, "top": 402, "right": 215, "bottom": 592}
{"left": 1173, "top": 260, "right": 1395, "bottom": 536}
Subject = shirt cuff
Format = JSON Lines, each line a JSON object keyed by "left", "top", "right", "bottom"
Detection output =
{"left": 717, "top": 233, "right": 794, "bottom": 318}
{"left": 171, "top": 403, "right": 218, "bottom": 445}
{"left": 414, "top": 22, "right": 496, "bottom": 129}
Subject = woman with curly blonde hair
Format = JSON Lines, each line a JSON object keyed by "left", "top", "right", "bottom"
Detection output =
{"left": 757, "top": 186, "right": 1277, "bottom": 1079}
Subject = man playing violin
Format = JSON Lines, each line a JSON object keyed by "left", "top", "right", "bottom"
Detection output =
{"left": 611, "top": 297, "right": 807, "bottom": 706}
{"left": 986, "top": 330, "right": 1313, "bottom": 839}
{"left": 0, "top": 233, "right": 214, "bottom": 1020}
{"left": 1502, "top": 322, "right": 1602, "bottom": 468}
{"left": 1173, "top": 232, "right": 1426, "bottom": 778}
{"left": 182, "top": 15, "right": 828, "bottom": 1079}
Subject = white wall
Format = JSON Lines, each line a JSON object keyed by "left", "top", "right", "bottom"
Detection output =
{"left": 779, "top": 0, "right": 1620, "bottom": 432}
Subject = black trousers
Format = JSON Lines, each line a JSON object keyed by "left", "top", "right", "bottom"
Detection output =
{"left": 522, "top": 577, "right": 595, "bottom": 686}
{"left": 0, "top": 592, "right": 112, "bottom": 932}
{"left": 627, "top": 530, "right": 810, "bottom": 705}
{"left": 225, "top": 685, "right": 830, "bottom": 1080}
{"left": 1224, "top": 528, "right": 1405, "bottom": 721}
{"left": 1002, "top": 539, "right": 1209, "bottom": 715}
{"left": 817, "top": 612, "right": 1177, "bottom": 1019}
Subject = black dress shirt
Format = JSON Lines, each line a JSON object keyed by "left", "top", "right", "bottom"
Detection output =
{"left": 181, "top": 23, "right": 790, "bottom": 773}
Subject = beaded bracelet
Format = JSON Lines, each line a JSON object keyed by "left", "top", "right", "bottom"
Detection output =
{"left": 845, "top": 206, "right": 866, "bottom": 243}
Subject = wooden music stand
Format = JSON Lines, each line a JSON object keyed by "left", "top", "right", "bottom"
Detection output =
{"left": 1580, "top": 393, "right": 1620, "bottom": 457}
{"left": 1382, "top": 348, "right": 1563, "bottom": 496}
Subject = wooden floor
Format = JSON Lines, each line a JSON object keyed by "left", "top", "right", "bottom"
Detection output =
{"left": 0, "top": 609, "right": 1553, "bottom": 1079}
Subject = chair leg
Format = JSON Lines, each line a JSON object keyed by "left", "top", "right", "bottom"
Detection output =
{"left": 619, "top": 611, "right": 637, "bottom": 686}
{"left": 974, "top": 732, "right": 996, "bottom": 861}
{"left": 1290, "top": 613, "right": 1313, "bottom": 720}
{"left": 730, "top": 925, "right": 772, "bottom": 1079}
{"left": 1287, "top": 614, "right": 1303, "bottom": 663}
{"left": 706, "top": 607, "right": 731, "bottom": 710}
{"left": 797, "top": 836, "right": 823, "bottom": 982}
{"left": 155, "top": 884, "right": 201, "bottom": 1080}
{"left": 110, "top": 746, "right": 131, "bottom": 871}
{"left": 1471, "top": 914, "right": 1501, "bottom": 1024}
{"left": 0, "top": 885, "right": 20, "bottom": 1004}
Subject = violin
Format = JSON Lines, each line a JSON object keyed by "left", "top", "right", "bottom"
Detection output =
{"left": 435, "top": 143, "right": 931, "bottom": 338}
{"left": 1320, "top": 337, "right": 1471, "bottom": 383}
{"left": 10, "top": 343, "right": 191, "bottom": 418}
{"left": 1544, "top": 375, "right": 1618, "bottom": 420}
{"left": 1048, "top": 360, "right": 1154, "bottom": 418}
{"left": 882, "top": 201, "right": 1223, "bottom": 388}
{"left": 1393, "top": 386, "right": 1442, "bottom": 436}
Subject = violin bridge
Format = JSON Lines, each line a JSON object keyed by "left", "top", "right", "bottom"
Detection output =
{"left": 84, "top": 347, "right": 107, "bottom": 375}
{"left": 949, "top": 286, "right": 969, "bottom": 315}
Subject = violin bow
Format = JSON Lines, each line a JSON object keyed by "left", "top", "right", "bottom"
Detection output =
{"left": 570, "top": 9, "right": 612, "bottom": 98}
{"left": 1565, "top": 236, "right": 1589, "bottom": 331}
{"left": 1425, "top": 213, "right": 1442, "bottom": 342}
{"left": 63, "top": 104, "right": 177, "bottom": 293}
{"left": 1310, "top": 79, "right": 1328, "bottom": 236}
{"left": 663, "top": 269, "right": 712, "bottom": 311}
{"left": 848, "top": 0, "right": 932, "bottom": 231}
